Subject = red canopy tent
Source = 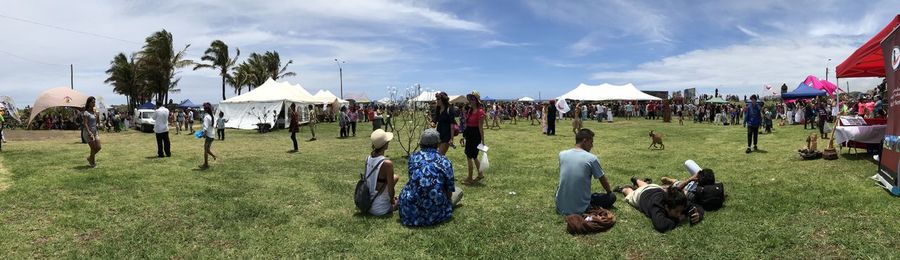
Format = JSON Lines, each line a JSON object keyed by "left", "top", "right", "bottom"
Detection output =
{"left": 836, "top": 14, "right": 900, "bottom": 78}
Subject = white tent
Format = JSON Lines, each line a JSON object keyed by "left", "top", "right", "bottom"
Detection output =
{"left": 0, "top": 96, "right": 21, "bottom": 123}
{"left": 313, "top": 90, "right": 348, "bottom": 104}
{"left": 557, "top": 83, "right": 661, "bottom": 101}
{"left": 375, "top": 97, "right": 393, "bottom": 104}
{"left": 218, "top": 78, "right": 320, "bottom": 129}
{"left": 412, "top": 91, "right": 441, "bottom": 102}
{"left": 518, "top": 97, "right": 535, "bottom": 102}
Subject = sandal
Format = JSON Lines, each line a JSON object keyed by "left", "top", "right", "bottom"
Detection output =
{"left": 475, "top": 175, "right": 484, "bottom": 182}
{"left": 462, "top": 179, "right": 476, "bottom": 185}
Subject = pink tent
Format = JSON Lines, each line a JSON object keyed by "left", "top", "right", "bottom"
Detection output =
{"left": 802, "top": 75, "right": 840, "bottom": 96}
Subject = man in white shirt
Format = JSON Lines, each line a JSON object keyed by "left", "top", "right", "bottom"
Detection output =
{"left": 154, "top": 104, "right": 171, "bottom": 157}
{"left": 187, "top": 109, "right": 195, "bottom": 134}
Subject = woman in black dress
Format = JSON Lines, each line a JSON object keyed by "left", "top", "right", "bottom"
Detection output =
{"left": 432, "top": 92, "right": 456, "bottom": 155}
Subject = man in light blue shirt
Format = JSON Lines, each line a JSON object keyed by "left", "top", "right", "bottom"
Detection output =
{"left": 556, "top": 129, "right": 614, "bottom": 215}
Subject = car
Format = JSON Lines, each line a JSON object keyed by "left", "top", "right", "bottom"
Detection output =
{"left": 134, "top": 109, "right": 156, "bottom": 133}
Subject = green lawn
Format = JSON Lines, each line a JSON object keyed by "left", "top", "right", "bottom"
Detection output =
{"left": 1, "top": 118, "right": 898, "bottom": 258}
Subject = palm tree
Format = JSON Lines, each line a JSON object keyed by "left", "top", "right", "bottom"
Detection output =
{"left": 194, "top": 40, "right": 240, "bottom": 100}
{"left": 227, "top": 63, "right": 252, "bottom": 95}
{"left": 139, "top": 29, "right": 192, "bottom": 105}
{"left": 243, "top": 51, "right": 296, "bottom": 89}
{"left": 261, "top": 51, "right": 296, "bottom": 80}
{"left": 105, "top": 52, "right": 147, "bottom": 111}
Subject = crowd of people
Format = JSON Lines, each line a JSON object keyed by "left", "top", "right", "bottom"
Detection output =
{"left": 17, "top": 87, "right": 885, "bottom": 232}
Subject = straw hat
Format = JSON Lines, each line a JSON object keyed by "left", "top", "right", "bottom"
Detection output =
{"left": 371, "top": 129, "right": 394, "bottom": 149}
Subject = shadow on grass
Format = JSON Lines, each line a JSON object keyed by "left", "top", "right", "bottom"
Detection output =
{"left": 840, "top": 153, "right": 877, "bottom": 163}
{"left": 72, "top": 165, "right": 93, "bottom": 170}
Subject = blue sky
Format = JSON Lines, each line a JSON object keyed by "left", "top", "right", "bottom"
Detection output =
{"left": 0, "top": 0, "right": 897, "bottom": 106}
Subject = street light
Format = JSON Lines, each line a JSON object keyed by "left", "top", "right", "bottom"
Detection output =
{"left": 334, "top": 59, "right": 345, "bottom": 99}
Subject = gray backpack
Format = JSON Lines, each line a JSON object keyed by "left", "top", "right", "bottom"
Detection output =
{"left": 354, "top": 158, "right": 385, "bottom": 213}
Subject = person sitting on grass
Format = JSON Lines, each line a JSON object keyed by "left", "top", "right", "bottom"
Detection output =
{"left": 366, "top": 129, "right": 399, "bottom": 216}
{"left": 615, "top": 178, "right": 703, "bottom": 233}
{"left": 555, "top": 129, "right": 615, "bottom": 215}
{"left": 398, "top": 129, "right": 463, "bottom": 227}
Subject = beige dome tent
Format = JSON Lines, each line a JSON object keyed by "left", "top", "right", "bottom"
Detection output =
{"left": 28, "top": 87, "right": 90, "bottom": 127}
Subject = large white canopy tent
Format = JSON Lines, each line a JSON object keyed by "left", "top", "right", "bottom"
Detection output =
{"left": 558, "top": 83, "right": 662, "bottom": 101}
{"left": 518, "top": 97, "right": 535, "bottom": 102}
{"left": 217, "top": 78, "right": 320, "bottom": 129}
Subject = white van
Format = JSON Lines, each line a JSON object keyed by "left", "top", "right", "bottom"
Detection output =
{"left": 134, "top": 109, "right": 156, "bottom": 132}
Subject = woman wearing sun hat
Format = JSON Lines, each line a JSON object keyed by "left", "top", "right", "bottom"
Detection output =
{"left": 366, "top": 129, "right": 399, "bottom": 216}
{"left": 462, "top": 91, "right": 486, "bottom": 185}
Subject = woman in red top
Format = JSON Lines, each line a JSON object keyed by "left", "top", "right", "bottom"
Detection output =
{"left": 461, "top": 92, "right": 486, "bottom": 185}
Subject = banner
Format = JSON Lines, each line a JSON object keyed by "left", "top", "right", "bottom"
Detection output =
{"left": 878, "top": 27, "right": 900, "bottom": 188}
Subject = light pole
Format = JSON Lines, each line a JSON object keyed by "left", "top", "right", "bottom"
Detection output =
{"left": 825, "top": 58, "right": 831, "bottom": 82}
{"left": 334, "top": 59, "right": 345, "bottom": 99}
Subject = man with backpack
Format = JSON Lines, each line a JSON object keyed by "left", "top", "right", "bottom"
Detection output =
{"left": 659, "top": 160, "right": 725, "bottom": 211}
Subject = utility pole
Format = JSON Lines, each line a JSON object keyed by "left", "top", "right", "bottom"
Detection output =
{"left": 334, "top": 59, "right": 345, "bottom": 99}
{"left": 70, "top": 64, "right": 74, "bottom": 89}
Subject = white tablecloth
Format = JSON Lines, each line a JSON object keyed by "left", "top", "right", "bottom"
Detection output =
{"left": 834, "top": 125, "right": 886, "bottom": 145}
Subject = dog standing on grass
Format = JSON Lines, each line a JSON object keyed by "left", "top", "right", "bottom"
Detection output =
{"left": 649, "top": 130, "right": 664, "bottom": 150}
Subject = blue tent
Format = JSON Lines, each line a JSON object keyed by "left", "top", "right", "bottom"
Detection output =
{"left": 178, "top": 99, "right": 200, "bottom": 109}
{"left": 138, "top": 102, "right": 156, "bottom": 109}
{"left": 781, "top": 83, "right": 826, "bottom": 100}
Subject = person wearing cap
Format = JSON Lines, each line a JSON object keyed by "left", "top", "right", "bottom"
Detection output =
{"left": 398, "top": 129, "right": 463, "bottom": 227}
{"left": 366, "top": 129, "right": 399, "bottom": 216}
{"left": 744, "top": 94, "right": 762, "bottom": 153}
{"left": 461, "top": 92, "right": 486, "bottom": 185}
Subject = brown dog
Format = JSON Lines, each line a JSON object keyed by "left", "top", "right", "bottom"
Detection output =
{"left": 649, "top": 130, "right": 664, "bottom": 150}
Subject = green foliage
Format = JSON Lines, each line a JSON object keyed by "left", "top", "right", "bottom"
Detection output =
{"left": 0, "top": 120, "right": 898, "bottom": 258}
{"left": 194, "top": 40, "right": 239, "bottom": 100}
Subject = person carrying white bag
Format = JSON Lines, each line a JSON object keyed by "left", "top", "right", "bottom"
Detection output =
{"left": 461, "top": 91, "right": 487, "bottom": 185}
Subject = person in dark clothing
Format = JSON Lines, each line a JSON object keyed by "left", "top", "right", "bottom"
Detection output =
{"left": 289, "top": 103, "right": 299, "bottom": 152}
{"left": 745, "top": 95, "right": 762, "bottom": 153}
{"left": 547, "top": 100, "right": 558, "bottom": 136}
{"left": 618, "top": 178, "right": 703, "bottom": 233}
{"left": 432, "top": 92, "right": 456, "bottom": 155}
{"left": 816, "top": 99, "right": 829, "bottom": 139}
{"left": 804, "top": 103, "right": 816, "bottom": 130}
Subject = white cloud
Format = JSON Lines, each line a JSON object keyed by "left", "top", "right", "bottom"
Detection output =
{"left": 568, "top": 35, "right": 602, "bottom": 56}
{"left": 737, "top": 25, "right": 761, "bottom": 38}
{"left": 590, "top": 37, "right": 881, "bottom": 95}
{"left": 524, "top": 0, "right": 673, "bottom": 44}
{"left": 480, "top": 40, "right": 531, "bottom": 48}
{"left": 0, "top": 0, "right": 489, "bottom": 105}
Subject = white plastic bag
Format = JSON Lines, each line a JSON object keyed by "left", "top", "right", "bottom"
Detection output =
{"left": 479, "top": 152, "right": 490, "bottom": 173}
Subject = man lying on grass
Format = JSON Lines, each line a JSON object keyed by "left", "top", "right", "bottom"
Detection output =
{"left": 555, "top": 128, "right": 615, "bottom": 215}
{"left": 615, "top": 177, "right": 703, "bottom": 233}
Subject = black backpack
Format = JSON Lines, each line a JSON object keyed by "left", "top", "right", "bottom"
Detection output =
{"left": 354, "top": 158, "right": 385, "bottom": 213}
{"left": 692, "top": 183, "right": 725, "bottom": 211}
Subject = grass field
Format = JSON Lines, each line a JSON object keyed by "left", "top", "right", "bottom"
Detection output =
{"left": 1, "top": 118, "right": 898, "bottom": 258}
